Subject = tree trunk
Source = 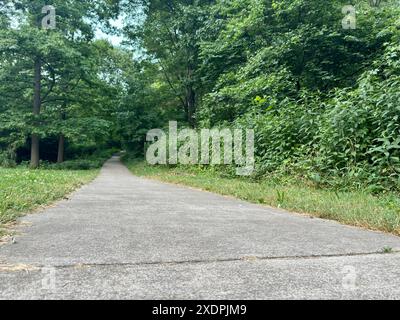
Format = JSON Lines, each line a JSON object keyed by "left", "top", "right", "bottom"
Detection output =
{"left": 57, "top": 134, "right": 65, "bottom": 163}
{"left": 30, "top": 57, "right": 41, "bottom": 169}
{"left": 57, "top": 98, "right": 68, "bottom": 164}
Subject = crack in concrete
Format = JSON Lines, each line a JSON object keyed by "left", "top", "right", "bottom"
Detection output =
{"left": 2, "top": 250, "right": 398, "bottom": 272}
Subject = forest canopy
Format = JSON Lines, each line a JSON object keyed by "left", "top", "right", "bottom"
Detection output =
{"left": 0, "top": 0, "right": 399, "bottom": 191}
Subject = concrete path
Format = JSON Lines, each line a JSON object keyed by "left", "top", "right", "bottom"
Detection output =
{"left": 1, "top": 157, "right": 400, "bottom": 300}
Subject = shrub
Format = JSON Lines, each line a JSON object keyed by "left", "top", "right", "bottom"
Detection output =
{"left": 0, "top": 152, "right": 16, "bottom": 168}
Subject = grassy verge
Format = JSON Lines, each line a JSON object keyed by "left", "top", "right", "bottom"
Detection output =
{"left": 125, "top": 161, "right": 400, "bottom": 236}
{"left": 0, "top": 167, "right": 98, "bottom": 236}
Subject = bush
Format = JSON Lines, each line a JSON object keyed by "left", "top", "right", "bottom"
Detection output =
{"left": 48, "top": 148, "right": 119, "bottom": 170}
{"left": 0, "top": 152, "right": 16, "bottom": 168}
{"left": 50, "top": 160, "right": 102, "bottom": 170}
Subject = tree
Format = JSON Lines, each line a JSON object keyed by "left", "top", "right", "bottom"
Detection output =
{"left": 0, "top": 0, "right": 121, "bottom": 167}
{"left": 126, "top": 0, "right": 214, "bottom": 127}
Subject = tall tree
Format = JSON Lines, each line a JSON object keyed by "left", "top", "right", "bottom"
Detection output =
{"left": 0, "top": 0, "right": 121, "bottom": 167}
{"left": 126, "top": 0, "right": 214, "bottom": 127}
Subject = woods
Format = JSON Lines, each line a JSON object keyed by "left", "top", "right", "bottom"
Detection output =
{"left": 0, "top": 0, "right": 122, "bottom": 168}
{"left": 1, "top": 0, "right": 399, "bottom": 192}
{"left": 124, "top": 0, "right": 400, "bottom": 192}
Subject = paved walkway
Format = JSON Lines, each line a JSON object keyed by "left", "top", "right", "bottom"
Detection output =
{"left": 1, "top": 157, "right": 400, "bottom": 299}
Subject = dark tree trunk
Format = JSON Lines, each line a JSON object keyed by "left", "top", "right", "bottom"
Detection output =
{"left": 57, "top": 98, "right": 68, "bottom": 164}
{"left": 30, "top": 57, "right": 41, "bottom": 169}
{"left": 57, "top": 134, "right": 65, "bottom": 163}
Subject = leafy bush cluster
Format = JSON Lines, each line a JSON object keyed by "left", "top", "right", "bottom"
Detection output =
{"left": 46, "top": 148, "right": 119, "bottom": 170}
{"left": 0, "top": 151, "right": 16, "bottom": 168}
{"left": 230, "top": 42, "right": 400, "bottom": 191}
{"left": 191, "top": 0, "right": 400, "bottom": 192}
{"left": 117, "top": 0, "right": 400, "bottom": 192}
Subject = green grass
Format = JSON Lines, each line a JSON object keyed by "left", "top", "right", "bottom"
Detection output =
{"left": 125, "top": 161, "right": 400, "bottom": 236}
{"left": 0, "top": 167, "right": 98, "bottom": 236}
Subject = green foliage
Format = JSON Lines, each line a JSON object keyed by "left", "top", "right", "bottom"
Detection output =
{"left": 49, "top": 160, "right": 102, "bottom": 170}
{"left": 193, "top": 0, "right": 400, "bottom": 192}
{"left": 0, "top": 151, "right": 16, "bottom": 168}
{"left": 0, "top": 0, "right": 124, "bottom": 165}
{"left": 1, "top": 0, "right": 400, "bottom": 194}
{"left": 48, "top": 148, "right": 118, "bottom": 170}
{"left": 118, "top": 0, "right": 400, "bottom": 193}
